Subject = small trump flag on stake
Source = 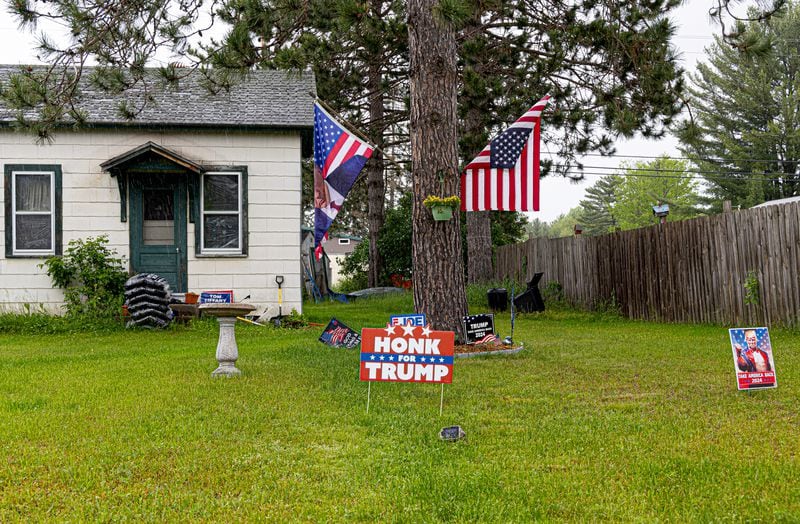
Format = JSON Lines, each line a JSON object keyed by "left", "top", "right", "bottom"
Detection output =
{"left": 461, "top": 95, "right": 551, "bottom": 212}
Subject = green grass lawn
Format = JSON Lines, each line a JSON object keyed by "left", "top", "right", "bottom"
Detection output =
{"left": 2, "top": 293, "right": 799, "bottom": 521}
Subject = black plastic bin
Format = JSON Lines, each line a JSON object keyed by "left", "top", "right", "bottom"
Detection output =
{"left": 487, "top": 288, "right": 508, "bottom": 311}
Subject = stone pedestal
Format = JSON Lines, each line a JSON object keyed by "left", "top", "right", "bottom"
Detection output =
{"left": 212, "top": 316, "right": 241, "bottom": 376}
{"left": 199, "top": 303, "right": 256, "bottom": 377}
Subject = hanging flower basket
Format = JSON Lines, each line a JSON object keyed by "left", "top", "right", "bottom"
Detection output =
{"left": 430, "top": 205, "right": 454, "bottom": 221}
{"left": 423, "top": 195, "right": 461, "bottom": 222}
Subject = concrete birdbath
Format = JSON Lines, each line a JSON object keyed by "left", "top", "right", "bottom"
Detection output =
{"left": 199, "top": 303, "right": 256, "bottom": 377}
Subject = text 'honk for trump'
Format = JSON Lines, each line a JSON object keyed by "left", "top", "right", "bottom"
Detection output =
{"left": 359, "top": 324, "right": 454, "bottom": 384}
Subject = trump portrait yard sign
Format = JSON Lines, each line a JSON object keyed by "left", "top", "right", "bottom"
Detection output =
{"left": 360, "top": 324, "right": 454, "bottom": 383}
{"left": 729, "top": 327, "right": 777, "bottom": 390}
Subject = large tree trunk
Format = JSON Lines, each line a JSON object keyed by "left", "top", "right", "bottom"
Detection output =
{"left": 366, "top": 52, "right": 385, "bottom": 287}
{"left": 467, "top": 211, "right": 493, "bottom": 283}
{"left": 462, "top": 97, "right": 493, "bottom": 284}
{"left": 408, "top": 0, "right": 468, "bottom": 333}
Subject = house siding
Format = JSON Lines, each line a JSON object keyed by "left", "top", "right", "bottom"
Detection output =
{"left": 0, "top": 128, "right": 302, "bottom": 314}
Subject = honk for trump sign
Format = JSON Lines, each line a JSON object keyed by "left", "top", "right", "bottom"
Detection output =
{"left": 360, "top": 324, "right": 454, "bottom": 383}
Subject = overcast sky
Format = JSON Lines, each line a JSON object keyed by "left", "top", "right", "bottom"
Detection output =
{"left": 0, "top": 2, "right": 723, "bottom": 221}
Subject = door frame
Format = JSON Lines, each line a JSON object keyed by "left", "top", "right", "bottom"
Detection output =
{"left": 128, "top": 171, "right": 189, "bottom": 292}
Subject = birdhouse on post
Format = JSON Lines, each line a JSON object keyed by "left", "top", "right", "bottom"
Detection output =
{"left": 652, "top": 203, "right": 670, "bottom": 224}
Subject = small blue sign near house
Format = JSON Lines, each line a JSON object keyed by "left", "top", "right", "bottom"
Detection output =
{"left": 200, "top": 290, "right": 234, "bottom": 304}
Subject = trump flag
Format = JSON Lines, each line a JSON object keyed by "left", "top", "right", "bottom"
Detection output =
{"left": 313, "top": 102, "right": 374, "bottom": 258}
{"left": 461, "top": 95, "right": 550, "bottom": 212}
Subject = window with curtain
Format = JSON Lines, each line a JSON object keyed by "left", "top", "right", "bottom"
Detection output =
{"left": 5, "top": 166, "right": 62, "bottom": 257}
{"left": 201, "top": 171, "right": 242, "bottom": 253}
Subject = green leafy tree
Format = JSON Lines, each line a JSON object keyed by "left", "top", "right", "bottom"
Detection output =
{"left": 525, "top": 218, "right": 551, "bottom": 239}
{"left": 677, "top": 2, "right": 800, "bottom": 210}
{"left": 579, "top": 175, "right": 621, "bottom": 236}
{"left": 337, "top": 240, "right": 370, "bottom": 292}
{"left": 548, "top": 207, "right": 585, "bottom": 238}
{"left": 489, "top": 212, "right": 527, "bottom": 247}
{"left": 339, "top": 192, "right": 412, "bottom": 288}
{"left": 377, "top": 193, "right": 413, "bottom": 279}
{"left": 613, "top": 157, "right": 703, "bottom": 229}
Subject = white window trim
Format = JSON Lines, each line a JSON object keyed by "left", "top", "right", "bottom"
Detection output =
{"left": 338, "top": 238, "right": 351, "bottom": 245}
{"left": 200, "top": 171, "right": 243, "bottom": 254}
{"left": 12, "top": 170, "right": 55, "bottom": 256}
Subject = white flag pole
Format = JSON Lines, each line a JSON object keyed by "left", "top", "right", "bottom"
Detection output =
{"left": 367, "top": 382, "right": 372, "bottom": 414}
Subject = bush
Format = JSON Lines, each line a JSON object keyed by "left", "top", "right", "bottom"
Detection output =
{"left": 541, "top": 280, "right": 565, "bottom": 305}
{"left": 40, "top": 235, "right": 128, "bottom": 319}
{"left": 278, "top": 309, "right": 309, "bottom": 329}
{"left": 377, "top": 194, "right": 413, "bottom": 280}
{"left": 338, "top": 239, "right": 370, "bottom": 290}
{"left": 336, "top": 273, "right": 369, "bottom": 294}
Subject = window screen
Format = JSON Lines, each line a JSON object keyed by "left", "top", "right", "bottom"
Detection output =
{"left": 202, "top": 173, "right": 241, "bottom": 252}
{"left": 13, "top": 172, "right": 54, "bottom": 253}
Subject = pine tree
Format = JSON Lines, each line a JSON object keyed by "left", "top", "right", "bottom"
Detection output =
{"left": 407, "top": 0, "right": 467, "bottom": 332}
{"left": 525, "top": 218, "right": 551, "bottom": 239}
{"left": 251, "top": 0, "right": 408, "bottom": 286}
{"left": 579, "top": 176, "right": 621, "bottom": 236}
{"left": 457, "top": 0, "right": 688, "bottom": 282}
{"left": 677, "top": 2, "right": 800, "bottom": 209}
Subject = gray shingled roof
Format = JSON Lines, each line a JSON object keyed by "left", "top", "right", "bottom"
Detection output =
{"left": 0, "top": 66, "right": 315, "bottom": 129}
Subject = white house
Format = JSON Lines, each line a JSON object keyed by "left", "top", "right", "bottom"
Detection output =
{"left": 0, "top": 66, "right": 314, "bottom": 314}
{"left": 325, "top": 234, "right": 362, "bottom": 286}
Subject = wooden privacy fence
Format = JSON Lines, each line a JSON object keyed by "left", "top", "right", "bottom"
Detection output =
{"left": 495, "top": 202, "right": 800, "bottom": 325}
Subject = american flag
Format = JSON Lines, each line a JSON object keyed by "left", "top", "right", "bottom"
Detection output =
{"left": 461, "top": 95, "right": 550, "bottom": 212}
{"left": 477, "top": 333, "right": 497, "bottom": 344}
{"left": 313, "top": 102, "right": 374, "bottom": 259}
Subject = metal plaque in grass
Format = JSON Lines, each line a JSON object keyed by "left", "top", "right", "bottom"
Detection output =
{"left": 439, "top": 425, "right": 466, "bottom": 442}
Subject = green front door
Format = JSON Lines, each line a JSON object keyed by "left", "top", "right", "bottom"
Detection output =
{"left": 129, "top": 173, "right": 188, "bottom": 292}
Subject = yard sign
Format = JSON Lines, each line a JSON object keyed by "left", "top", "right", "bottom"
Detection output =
{"left": 729, "top": 327, "right": 777, "bottom": 390}
{"left": 200, "top": 290, "right": 234, "bottom": 303}
{"left": 462, "top": 314, "right": 497, "bottom": 344}
{"left": 360, "top": 324, "right": 454, "bottom": 383}
{"left": 319, "top": 318, "right": 361, "bottom": 348}
{"left": 389, "top": 314, "right": 427, "bottom": 327}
